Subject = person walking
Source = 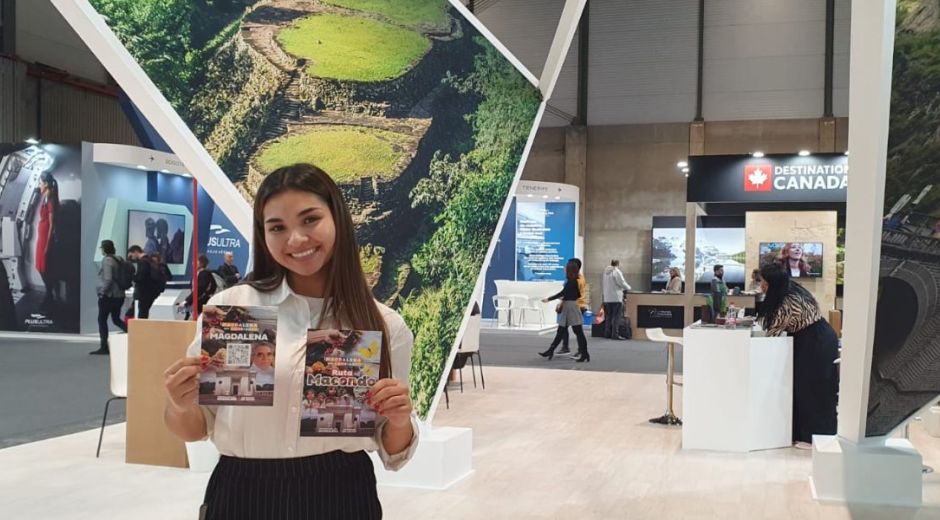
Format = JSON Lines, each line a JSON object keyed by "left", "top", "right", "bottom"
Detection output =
{"left": 180, "top": 255, "right": 217, "bottom": 320}
{"left": 602, "top": 259, "right": 632, "bottom": 340}
{"left": 539, "top": 260, "right": 590, "bottom": 362}
{"left": 559, "top": 258, "right": 587, "bottom": 354}
{"left": 91, "top": 240, "right": 127, "bottom": 355}
{"left": 757, "top": 263, "right": 839, "bottom": 449}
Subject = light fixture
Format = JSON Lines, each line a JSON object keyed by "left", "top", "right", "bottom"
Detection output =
{"left": 677, "top": 161, "right": 688, "bottom": 168}
{"left": 554, "top": 196, "right": 561, "bottom": 200}
{"left": 798, "top": 150, "right": 811, "bottom": 156}
{"left": 160, "top": 169, "right": 170, "bottom": 173}
{"left": 844, "top": 151, "right": 850, "bottom": 156}
{"left": 541, "top": 195, "right": 548, "bottom": 199}
{"left": 684, "top": 173, "right": 689, "bottom": 178}
{"left": 25, "top": 137, "right": 40, "bottom": 145}
{"left": 752, "top": 151, "right": 764, "bottom": 158}
{"left": 681, "top": 167, "right": 689, "bottom": 173}
{"left": 526, "top": 194, "right": 533, "bottom": 198}
{"left": 136, "top": 164, "right": 147, "bottom": 170}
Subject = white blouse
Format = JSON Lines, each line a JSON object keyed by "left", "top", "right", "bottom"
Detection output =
{"left": 185, "top": 279, "right": 419, "bottom": 471}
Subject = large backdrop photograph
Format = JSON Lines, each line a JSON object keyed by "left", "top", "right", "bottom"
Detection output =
{"left": 86, "top": 0, "right": 542, "bottom": 418}
{"left": 867, "top": 0, "right": 940, "bottom": 437}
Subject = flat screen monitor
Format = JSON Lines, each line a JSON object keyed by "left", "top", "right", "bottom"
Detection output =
{"left": 651, "top": 227, "right": 746, "bottom": 286}
{"left": 127, "top": 209, "right": 186, "bottom": 265}
{"left": 758, "top": 242, "right": 823, "bottom": 278}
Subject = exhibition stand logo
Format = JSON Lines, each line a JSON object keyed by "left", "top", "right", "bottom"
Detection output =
{"left": 744, "top": 164, "right": 773, "bottom": 192}
{"left": 743, "top": 162, "right": 848, "bottom": 193}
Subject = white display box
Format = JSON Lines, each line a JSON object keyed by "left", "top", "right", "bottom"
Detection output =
{"left": 811, "top": 435, "right": 923, "bottom": 507}
{"left": 372, "top": 426, "right": 473, "bottom": 490}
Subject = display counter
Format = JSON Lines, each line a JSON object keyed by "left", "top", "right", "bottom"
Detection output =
{"left": 625, "top": 292, "right": 756, "bottom": 339}
{"left": 681, "top": 324, "right": 792, "bottom": 452}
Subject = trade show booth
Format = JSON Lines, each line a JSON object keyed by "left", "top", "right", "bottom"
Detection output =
{"left": 627, "top": 152, "right": 847, "bottom": 340}
{"left": 481, "top": 180, "right": 582, "bottom": 333}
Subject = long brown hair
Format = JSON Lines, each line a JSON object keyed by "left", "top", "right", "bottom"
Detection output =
{"left": 246, "top": 164, "right": 392, "bottom": 377}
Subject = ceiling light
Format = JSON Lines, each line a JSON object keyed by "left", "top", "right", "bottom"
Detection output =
{"left": 681, "top": 167, "right": 689, "bottom": 173}
{"left": 844, "top": 151, "right": 850, "bottom": 156}
{"left": 798, "top": 150, "right": 811, "bottom": 156}
{"left": 25, "top": 137, "right": 40, "bottom": 145}
{"left": 684, "top": 173, "right": 689, "bottom": 178}
{"left": 542, "top": 195, "right": 549, "bottom": 199}
{"left": 752, "top": 151, "right": 764, "bottom": 158}
{"left": 526, "top": 194, "right": 533, "bottom": 198}
{"left": 677, "top": 161, "right": 688, "bottom": 168}
{"left": 136, "top": 164, "right": 147, "bottom": 170}
{"left": 160, "top": 169, "right": 170, "bottom": 173}
{"left": 554, "top": 196, "right": 561, "bottom": 200}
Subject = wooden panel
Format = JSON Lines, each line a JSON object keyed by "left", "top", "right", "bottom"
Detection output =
{"left": 126, "top": 319, "right": 196, "bottom": 468}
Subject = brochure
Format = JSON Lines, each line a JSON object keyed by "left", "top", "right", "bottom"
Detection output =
{"left": 198, "top": 305, "right": 278, "bottom": 406}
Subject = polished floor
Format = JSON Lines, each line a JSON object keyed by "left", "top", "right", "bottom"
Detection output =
{"left": 2, "top": 366, "right": 939, "bottom": 519}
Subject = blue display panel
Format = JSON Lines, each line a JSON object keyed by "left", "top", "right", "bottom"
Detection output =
{"left": 515, "top": 202, "right": 576, "bottom": 282}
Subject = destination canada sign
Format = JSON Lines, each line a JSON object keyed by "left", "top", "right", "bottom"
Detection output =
{"left": 687, "top": 153, "right": 849, "bottom": 203}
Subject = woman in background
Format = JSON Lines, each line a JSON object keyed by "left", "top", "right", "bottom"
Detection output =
{"left": 36, "top": 172, "right": 59, "bottom": 309}
{"left": 757, "top": 263, "right": 839, "bottom": 449}
{"left": 779, "top": 242, "right": 810, "bottom": 278}
{"left": 664, "top": 267, "right": 682, "bottom": 294}
{"left": 539, "top": 260, "right": 590, "bottom": 362}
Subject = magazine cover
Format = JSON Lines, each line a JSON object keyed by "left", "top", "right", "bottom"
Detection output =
{"left": 198, "top": 305, "right": 278, "bottom": 406}
{"left": 300, "top": 329, "right": 382, "bottom": 437}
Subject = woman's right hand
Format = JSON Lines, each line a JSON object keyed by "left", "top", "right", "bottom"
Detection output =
{"left": 164, "top": 357, "right": 202, "bottom": 412}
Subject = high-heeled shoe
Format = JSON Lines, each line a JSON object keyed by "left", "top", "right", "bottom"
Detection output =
{"left": 538, "top": 349, "right": 554, "bottom": 361}
{"left": 575, "top": 353, "right": 590, "bottom": 363}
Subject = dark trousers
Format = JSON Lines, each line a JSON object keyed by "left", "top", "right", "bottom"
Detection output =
{"left": 792, "top": 320, "right": 840, "bottom": 443}
{"left": 134, "top": 292, "right": 158, "bottom": 319}
{"left": 202, "top": 451, "right": 381, "bottom": 520}
{"left": 603, "top": 302, "right": 624, "bottom": 338}
{"left": 550, "top": 325, "right": 588, "bottom": 357}
{"left": 97, "top": 295, "right": 127, "bottom": 351}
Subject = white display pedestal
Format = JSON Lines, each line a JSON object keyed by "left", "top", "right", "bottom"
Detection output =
{"left": 682, "top": 325, "right": 793, "bottom": 452}
{"left": 371, "top": 426, "right": 473, "bottom": 490}
{"left": 811, "top": 435, "right": 923, "bottom": 507}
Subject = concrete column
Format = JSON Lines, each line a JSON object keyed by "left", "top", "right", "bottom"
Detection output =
{"left": 818, "top": 117, "right": 837, "bottom": 152}
{"left": 565, "top": 125, "right": 587, "bottom": 236}
{"left": 684, "top": 202, "right": 698, "bottom": 325}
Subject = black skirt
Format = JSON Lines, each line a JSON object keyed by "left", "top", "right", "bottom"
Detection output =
{"left": 201, "top": 450, "right": 382, "bottom": 520}
{"left": 791, "top": 320, "right": 840, "bottom": 443}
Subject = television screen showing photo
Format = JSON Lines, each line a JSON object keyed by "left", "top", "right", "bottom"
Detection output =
{"left": 127, "top": 209, "right": 186, "bottom": 265}
{"left": 758, "top": 242, "right": 823, "bottom": 278}
{"left": 651, "top": 227, "right": 746, "bottom": 285}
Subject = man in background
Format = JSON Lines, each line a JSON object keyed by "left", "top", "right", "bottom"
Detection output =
{"left": 603, "top": 259, "right": 632, "bottom": 340}
{"left": 711, "top": 264, "right": 728, "bottom": 319}
{"left": 217, "top": 251, "right": 241, "bottom": 288}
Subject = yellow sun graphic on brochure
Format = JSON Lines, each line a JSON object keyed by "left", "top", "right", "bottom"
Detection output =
{"left": 358, "top": 340, "right": 379, "bottom": 360}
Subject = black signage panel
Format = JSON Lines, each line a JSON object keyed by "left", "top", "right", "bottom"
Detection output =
{"left": 637, "top": 305, "right": 685, "bottom": 329}
{"left": 687, "top": 153, "right": 848, "bottom": 203}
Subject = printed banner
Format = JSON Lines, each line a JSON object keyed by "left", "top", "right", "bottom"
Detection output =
{"left": 84, "top": 0, "right": 542, "bottom": 418}
{"left": 515, "top": 201, "right": 576, "bottom": 281}
{"left": 0, "top": 143, "right": 82, "bottom": 332}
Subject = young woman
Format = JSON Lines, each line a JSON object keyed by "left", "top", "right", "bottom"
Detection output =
{"left": 539, "top": 260, "right": 590, "bottom": 362}
{"left": 664, "top": 267, "right": 682, "bottom": 294}
{"left": 36, "top": 171, "right": 59, "bottom": 309}
{"left": 779, "top": 242, "right": 810, "bottom": 278}
{"left": 163, "top": 164, "right": 418, "bottom": 519}
{"left": 757, "top": 263, "right": 839, "bottom": 450}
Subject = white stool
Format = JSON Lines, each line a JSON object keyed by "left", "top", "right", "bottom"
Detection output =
{"left": 646, "top": 327, "right": 683, "bottom": 426}
{"left": 492, "top": 295, "right": 514, "bottom": 327}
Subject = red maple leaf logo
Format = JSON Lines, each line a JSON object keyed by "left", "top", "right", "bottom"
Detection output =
{"left": 744, "top": 164, "right": 773, "bottom": 192}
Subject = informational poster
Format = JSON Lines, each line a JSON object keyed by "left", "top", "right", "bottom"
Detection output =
{"left": 76, "top": 0, "right": 543, "bottom": 419}
{"left": 515, "top": 202, "right": 575, "bottom": 281}
{"left": 0, "top": 143, "right": 82, "bottom": 332}
{"left": 866, "top": 1, "right": 940, "bottom": 437}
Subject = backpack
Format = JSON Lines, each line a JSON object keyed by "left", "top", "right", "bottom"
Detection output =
{"left": 149, "top": 260, "right": 168, "bottom": 294}
{"left": 114, "top": 256, "right": 134, "bottom": 291}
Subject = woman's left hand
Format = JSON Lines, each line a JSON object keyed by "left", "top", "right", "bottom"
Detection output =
{"left": 368, "top": 378, "right": 412, "bottom": 428}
